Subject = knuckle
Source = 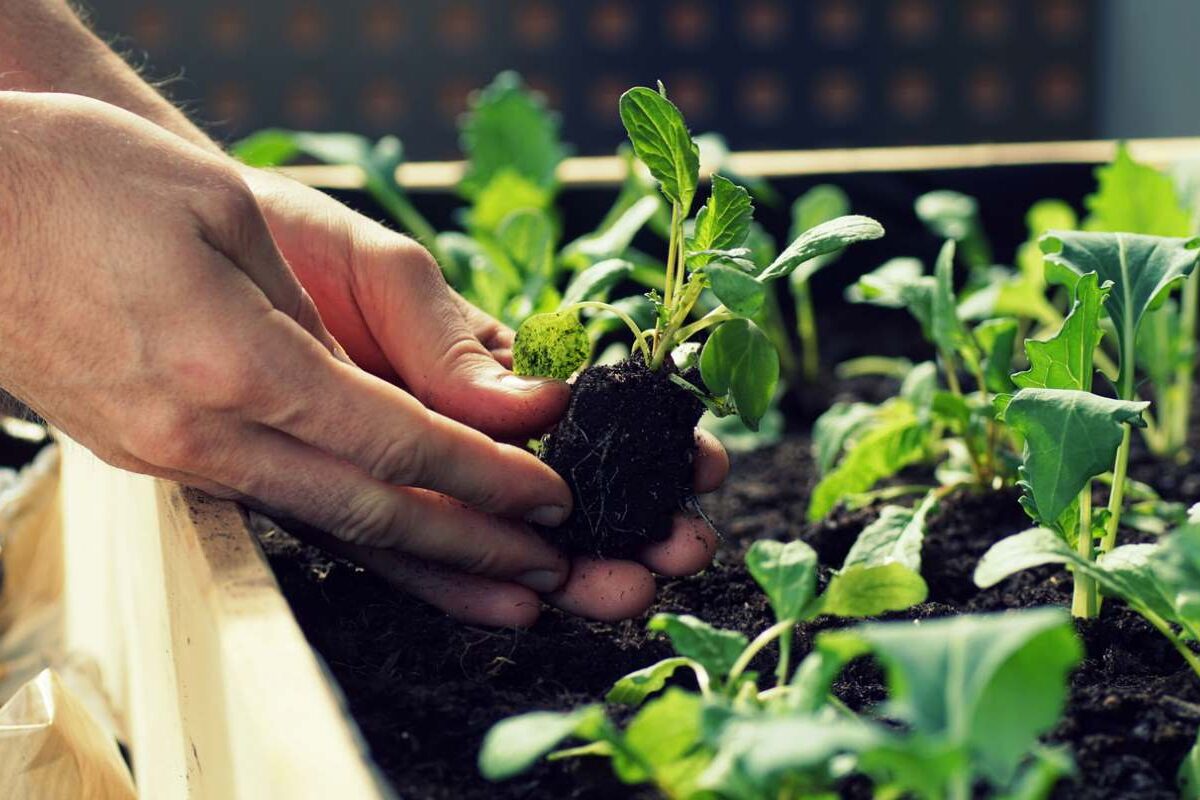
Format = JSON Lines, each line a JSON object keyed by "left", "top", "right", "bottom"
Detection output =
{"left": 124, "top": 405, "right": 206, "bottom": 470}
{"left": 365, "top": 430, "right": 429, "bottom": 486}
{"left": 195, "top": 172, "right": 262, "bottom": 238}
{"left": 333, "top": 489, "right": 401, "bottom": 547}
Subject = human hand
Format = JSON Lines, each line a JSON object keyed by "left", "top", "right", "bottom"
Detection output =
{"left": 239, "top": 166, "right": 727, "bottom": 625}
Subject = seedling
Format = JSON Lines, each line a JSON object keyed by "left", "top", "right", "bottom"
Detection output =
{"left": 512, "top": 84, "right": 882, "bottom": 554}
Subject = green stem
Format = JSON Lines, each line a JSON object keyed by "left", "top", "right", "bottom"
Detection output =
{"left": 774, "top": 630, "right": 793, "bottom": 689}
{"left": 726, "top": 620, "right": 794, "bottom": 692}
{"left": 561, "top": 301, "right": 651, "bottom": 362}
{"left": 1100, "top": 425, "right": 1132, "bottom": 554}
{"left": 1071, "top": 484, "right": 1097, "bottom": 619}
{"left": 674, "top": 308, "right": 736, "bottom": 347}
{"left": 795, "top": 280, "right": 820, "bottom": 382}
{"left": 663, "top": 205, "right": 679, "bottom": 315}
{"left": 1174, "top": 270, "right": 1199, "bottom": 452}
{"left": 1144, "top": 609, "right": 1200, "bottom": 678}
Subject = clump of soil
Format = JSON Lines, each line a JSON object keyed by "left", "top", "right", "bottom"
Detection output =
{"left": 537, "top": 357, "right": 705, "bottom": 556}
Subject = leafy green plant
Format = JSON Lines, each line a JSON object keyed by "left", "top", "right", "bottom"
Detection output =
{"left": 788, "top": 184, "right": 852, "bottom": 382}
{"left": 479, "top": 597, "right": 1081, "bottom": 800}
{"left": 512, "top": 84, "right": 883, "bottom": 430}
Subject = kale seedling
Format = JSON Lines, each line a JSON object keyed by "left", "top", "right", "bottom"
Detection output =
{"left": 512, "top": 84, "right": 882, "bottom": 555}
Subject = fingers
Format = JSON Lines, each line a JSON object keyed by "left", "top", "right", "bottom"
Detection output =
{"left": 251, "top": 332, "right": 571, "bottom": 519}
{"left": 694, "top": 429, "right": 730, "bottom": 494}
{"left": 640, "top": 515, "right": 719, "bottom": 577}
{"left": 547, "top": 557, "right": 658, "bottom": 622}
{"left": 294, "top": 532, "right": 544, "bottom": 628}
{"left": 353, "top": 239, "right": 569, "bottom": 438}
{"left": 209, "top": 426, "right": 570, "bottom": 590}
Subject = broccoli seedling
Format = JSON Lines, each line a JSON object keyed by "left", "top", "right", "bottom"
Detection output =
{"left": 512, "top": 83, "right": 883, "bottom": 430}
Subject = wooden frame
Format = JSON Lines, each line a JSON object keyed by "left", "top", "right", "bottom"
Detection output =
{"left": 55, "top": 438, "right": 390, "bottom": 800}
{"left": 276, "top": 136, "right": 1200, "bottom": 192}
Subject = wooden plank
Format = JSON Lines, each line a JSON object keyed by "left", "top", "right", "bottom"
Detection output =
{"left": 57, "top": 439, "right": 388, "bottom": 800}
{"left": 275, "top": 137, "right": 1200, "bottom": 192}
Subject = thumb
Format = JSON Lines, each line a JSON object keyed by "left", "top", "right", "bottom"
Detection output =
{"left": 359, "top": 239, "right": 569, "bottom": 438}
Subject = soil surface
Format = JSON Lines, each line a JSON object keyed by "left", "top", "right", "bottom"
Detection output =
{"left": 261, "top": 397, "right": 1200, "bottom": 799}
{"left": 538, "top": 357, "right": 705, "bottom": 556}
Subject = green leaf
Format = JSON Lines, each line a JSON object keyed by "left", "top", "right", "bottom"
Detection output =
{"left": 688, "top": 174, "right": 752, "bottom": 267}
{"left": 561, "top": 259, "right": 633, "bottom": 307}
{"left": 479, "top": 705, "right": 606, "bottom": 780}
{"left": 820, "top": 563, "right": 928, "bottom": 617}
{"left": 812, "top": 402, "right": 878, "bottom": 475}
{"left": 808, "top": 400, "right": 928, "bottom": 521}
{"left": 468, "top": 169, "right": 553, "bottom": 232}
{"left": 647, "top": 613, "right": 748, "bottom": 681}
{"left": 1148, "top": 524, "right": 1200, "bottom": 634}
{"left": 230, "top": 128, "right": 302, "bottom": 167}
{"left": 847, "top": 258, "right": 936, "bottom": 337}
{"left": 562, "top": 195, "right": 661, "bottom": 268}
{"left": 497, "top": 209, "right": 554, "bottom": 277}
{"left": 1180, "top": 729, "right": 1200, "bottom": 798}
{"left": 931, "top": 239, "right": 970, "bottom": 356}
{"left": 1012, "top": 272, "right": 1109, "bottom": 392}
{"left": 745, "top": 539, "right": 819, "bottom": 624}
{"left": 1084, "top": 144, "right": 1193, "bottom": 237}
{"left": 612, "top": 688, "right": 709, "bottom": 795}
{"left": 706, "top": 262, "right": 766, "bottom": 316}
{"left": 821, "top": 608, "right": 1081, "bottom": 785}
{"left": 459, "top": 72, "right": 567, "bottom": 200}
{"left": 699, "top": 319, "right": 779, "bottom": 430}
{"left": 788, "top": 184, "right": 852, "bottom": 285}
{"left": 916, "top": 190, "right": 980, "bottom": 242}
{"left": 512, "top": 312, "right": 589, "bottom": 380}
{"left": 618, "top": 87, "right": 700, "bottom": 211}
{"left": 1040, "top": 231, "right": 1200, "bottom": 389}
{"left": 844, "top": 491, "right": 939, "bottom": 573}
{"left": 759, "top": 216, "right": 884, "bottom": 283}
{"left": 1000, "top": 388, "right": 1148, "bottom": 526}
{"left": 607, "top": 657, "right": 705, "bottom": 706}
{"left": 976, "top": 317, "right": 1020, "bottom": 393}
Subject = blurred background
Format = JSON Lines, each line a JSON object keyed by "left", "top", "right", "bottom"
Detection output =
{"left": 78, "top": 0, "right": 1198, "bottom": 159}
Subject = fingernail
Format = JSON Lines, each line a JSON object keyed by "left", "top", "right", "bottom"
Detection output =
{"left": 501, "top": 374, "right": 560, "bottom": 392}
{"left": 516, "top": 569, "right": 565, "bottom": 593}
{"left": 525, "top": 504, "right": 569, "bottom": 527}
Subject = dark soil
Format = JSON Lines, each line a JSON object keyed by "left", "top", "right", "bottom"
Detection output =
{"left": 536, "top": 357, "right": 705, "bottom": 556}
{"left": 260, "top": 417, "right": 1200, "bottom": 800}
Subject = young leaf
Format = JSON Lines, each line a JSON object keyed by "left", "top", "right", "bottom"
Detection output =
{"left": 975, "top": 317, "right": 1019, "bottom": 393}
{"left": 916, "top": 190, "right": 993, "bottom": 271}
{"left": 469, "top": 169, "right": 553, "bottom": 231}
{"left": 459, "top": 72, "right": 567, "bottom": 200}
{"left": 699, "top": 319, "right": 779, "bottom": 430}
{"left": 808, "top": 400, "right": 928, "bottom": 521}
{"left": 1084, "top": 144, "right": 1193, "bottom": 237}
{"left": 759, "top": 216, "right": 885, "bottom": 283}
{"left": 688, "top": 174, "right": 753, "bottom": 266}
{"left": 1040, "top": 231, "right": 1200, "bottom": 388}
{"left": 497, "top": 208, "right": 554, "bottom": 277}
{"left": 847, "top": 258, "right": 936, "bottom": 337}
{"left": 230, "top": 128, "right": 302, "bottom": 167}
{"left": 820, "top": 608, "right": 1081, "bottom": 786}
{"left": 820, "top": 563, "right": 928, "bottom": 617}
{"left": 812, "top": 402, "right": 878, "bottom": 475}
{"left": 788, "top": 184, "right": 852, "bottom": 285}
{"left": 607, "top": 657, "right": 706, "bottom": 706}
{"left": 610, "top": 689, "right": 709, "bottom": 795}
{"left": 706, "top": 262, "right": 766, "bottom": 316}
{"left": 647, "top": 613, "right": 748, "bottom": 681}
{"left": 844, "top": 491, "right": 940, "bottom": 573}
{"left": 745, "top": 539, "right": 819, "bottom": 623}
{"left": 561, "top": 259, "right": 634, "bottom": 307}
{"left": 1012, "top": 272, "right": 1109, "bottom": 391}
{"left": 479, "top": 705, "right": 606, "bottom": 780}
{"left": 618, "top": 87, "right": 700, "bottom": 211}
{"left": 562, "top": 195, "right": 661, "bottom": 268}
{"left": 931, "top": 239, "right": 970, "bottom": 356}
{"left": 513, "top": 312, "right": 590, "bottom": 380}
{"left": 1000, "top": 388, "right": 1149, "bottom": 525}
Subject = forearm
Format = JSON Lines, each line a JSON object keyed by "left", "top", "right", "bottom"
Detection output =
{"left": 0, "top": 0, "right": 220, "bottom": 154}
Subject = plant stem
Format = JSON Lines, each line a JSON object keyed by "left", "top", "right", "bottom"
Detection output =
{"left": 795, "top": 279, "right": 820, "bottom": 382}
{"left": 1099, "top": 425, "right": 1132, "bottom": 554}
{"left": 663, "top": 204, "right": 679, "bottom": 314}
{"left": 726, "top": 620, "right": 794, "bottom": 692}
{"left": 1143, "top": 609, "right": 1200, "bottom": 678}
{"left": 1174, "top": 270, "right": 1199, "bottom": 452}
{"left": 674, "top": 307, "right": 735, "bottom": 343}
{"left": 1071, "top": 484, "right": 1097, "bottom": 619}
{"left": 775, "top": 629, "right": 793, "bottom": 689}
{"left": 562, "top": 301, "right": 651, "bottom": 362}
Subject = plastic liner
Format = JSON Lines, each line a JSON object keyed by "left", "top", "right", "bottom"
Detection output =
{"left": 0, "top": 446, "right": 136, "bottom": 798}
